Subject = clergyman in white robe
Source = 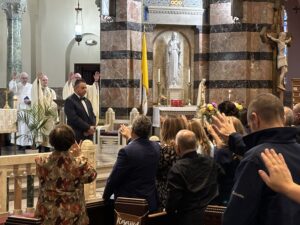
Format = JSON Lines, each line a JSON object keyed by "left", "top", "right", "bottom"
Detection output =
{"left": 31, "top": 74, "right": 58, "bottom": 148}
{"left": 9, "top": 72, "right": 32, "bottom": 147}
{"left": 86, "top": 71, "right": 100, "bottom": 124}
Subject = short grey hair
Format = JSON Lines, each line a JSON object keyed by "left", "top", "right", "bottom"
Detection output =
{"left": 132, "top": 115, "right": 152, "bottom": 138}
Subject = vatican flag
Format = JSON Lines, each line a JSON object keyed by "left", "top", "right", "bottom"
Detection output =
{"left": 141, "top": 32, "right": 149, "bottom": 115}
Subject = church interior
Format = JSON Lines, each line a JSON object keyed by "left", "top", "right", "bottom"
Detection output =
{"left": 0, "top": 0, "right": 300, "bottom": 224}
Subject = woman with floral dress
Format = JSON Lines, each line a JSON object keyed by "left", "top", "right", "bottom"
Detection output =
{"left": 35, "top": 124, "right": 97, "bottom": 225}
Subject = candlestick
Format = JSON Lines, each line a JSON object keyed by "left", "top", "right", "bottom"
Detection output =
{"left": 3, "top": 89, "right": 10, "bottom": 109}
{"left": 158, "top": 69, "right": 160, "bottom": 83}
{"left": 187, "top": 82, "right": 192, "bottom": 106}
{"left": 13, "top": 95, "right": 18, "bottom": 109}
{"left": 157, "top": 81, "right": 161, "bottom": 105}
{"left": 188, "top": 68, "right": 191, "bottom": 83}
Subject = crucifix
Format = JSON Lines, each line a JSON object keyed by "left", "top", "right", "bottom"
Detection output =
{"left": 293, "top": 6, "right": 300, "bottom": 14}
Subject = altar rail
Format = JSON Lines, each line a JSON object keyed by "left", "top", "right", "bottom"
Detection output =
{"left": 0, "top": 140, "right": 97, "bottom": 215}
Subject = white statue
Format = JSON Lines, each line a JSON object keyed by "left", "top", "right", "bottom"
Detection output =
{"left": 196, "top": 79, "right": 206, "bottom": 107}
{"left": 267, "top": 32, "right": 292, "bottom": 90}
{"left": 167, "top": 32, "right": 181, "bottom": 88}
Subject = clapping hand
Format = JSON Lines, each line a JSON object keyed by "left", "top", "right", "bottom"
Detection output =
{"left": 119, "top": 124, "right": 131, "bottom": 140}
{"left": 70, "top": 140, "right": 82, "bottom": 157}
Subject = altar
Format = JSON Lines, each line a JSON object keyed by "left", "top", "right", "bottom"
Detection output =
{"left": 152, "top": 105, "right": 198, "bottom": 127}
{"left": 0, "top": 109, "right": 17, "bottom": 133}
{"left": 0, "top": 109, "right": 17, "bottom": 155}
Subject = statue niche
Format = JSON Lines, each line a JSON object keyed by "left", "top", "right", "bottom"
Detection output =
{"left": 153, "top": 31, "right": 190, "bottom": 105}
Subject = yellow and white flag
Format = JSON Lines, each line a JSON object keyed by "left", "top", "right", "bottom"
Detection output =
{"left": 141, "top": 32, "right": 149, "bottom": 115}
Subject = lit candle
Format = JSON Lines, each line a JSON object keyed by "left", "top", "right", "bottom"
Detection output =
{"left": 188, "top": 68, "right": 191, "bottom": 83}
{"left": 158, "top": 69, "right": 160, "bottom": 83}
{"left": 228, "top": 89, "right": 232, "bottom": 101}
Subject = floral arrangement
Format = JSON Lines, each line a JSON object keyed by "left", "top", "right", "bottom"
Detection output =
{"left": 197, "top": 102, "right": 218, "bottom": 123}
{"left": 234, "top": 102, "right": 244, "bottom": 111}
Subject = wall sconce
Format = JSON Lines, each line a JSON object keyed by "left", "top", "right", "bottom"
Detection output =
{"left": 75, "top": 0, "right": 83, "bottom": 45}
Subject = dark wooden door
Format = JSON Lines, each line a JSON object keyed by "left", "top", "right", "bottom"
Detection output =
{"left": 74, "top": 63, "right": 100, "bottom": 85}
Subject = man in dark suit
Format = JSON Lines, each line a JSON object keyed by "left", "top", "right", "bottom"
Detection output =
{"left": 102, "top": 115, "right": 160, "bottom": 212}
{"left": 64, "top": 79, "right": 96, "bottom": 142}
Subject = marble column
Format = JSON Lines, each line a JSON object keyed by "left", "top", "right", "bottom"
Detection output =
{"left": 0, "top": 0, "right": 26, "bottom": 85}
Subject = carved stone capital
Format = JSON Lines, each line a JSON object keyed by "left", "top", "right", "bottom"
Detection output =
{"left": 0, "top": 0, "right": 27, "bottom": 20}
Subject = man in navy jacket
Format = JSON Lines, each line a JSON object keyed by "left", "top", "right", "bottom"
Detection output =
{"left": 102, "top": 115, "right": 160, "bottom": 212}
{"left": 223, "top": 93, "right": 300, "bottom": 225}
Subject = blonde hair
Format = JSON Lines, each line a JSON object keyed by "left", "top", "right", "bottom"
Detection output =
{"left": 188, "top": 119, "right": 212, "bottom": 156}
{"left": 160, "top": 115, "right": 187, "bottom": 146}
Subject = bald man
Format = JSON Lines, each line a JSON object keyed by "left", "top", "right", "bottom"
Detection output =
{"left": 166, "top": 129, "right": 220, "bottom": 225}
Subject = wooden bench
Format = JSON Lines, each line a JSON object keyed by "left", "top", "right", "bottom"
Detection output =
{"left": 4, "top": 199, "right": 225, "bottom": 225}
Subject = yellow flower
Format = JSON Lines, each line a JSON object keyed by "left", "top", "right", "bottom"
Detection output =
{"left": 207, "top": 104, "right": 214, "bottom": 111}
{"left": 234, "top": 102, "right": 243, "bottom": 111}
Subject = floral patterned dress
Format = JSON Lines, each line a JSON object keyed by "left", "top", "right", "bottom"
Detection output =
{"left": 156, "top": 144, "right": 178, "bottom": 209}
{"left": 35, "top": 150, "right": 97, "bottom": 225}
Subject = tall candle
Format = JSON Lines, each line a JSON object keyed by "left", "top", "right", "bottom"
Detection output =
{"left": 188, "top": 68, "right": 191, "bottom": 83}
{"left": 158, "top": 69, "right": 161, "bottom": 83}
{"left": 228, "top": 89, "right": 232, "bottom": 101}
{"left": 13, "top": 95, "right": 18, "bottom": 109}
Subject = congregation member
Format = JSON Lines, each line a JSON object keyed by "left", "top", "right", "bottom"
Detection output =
{"left": 259, "top": 148, "right": 300, "bottom": 204}
{"left": 293, "top": 103, "right": 300, "bottom": 142}
{"left": 166, "top": 129, "right": 220, "bottom": 225}
{"left": 31, "top": 73, "right": 58, "bottom": 151}
{"left": 222, "top": 93, "right": 300, "bottom": 225}
{"left": 103, "top": 115, "right": 160, "bottom": 212}
{"left": 212, "top": 116, "right": 245, "bottom": 206}
{"left": 284, "top": 106, "right": 294, "bottom": 126}
{"left": 64, "top": 79, "right": 96, "bottom": 143}
{"left": 187, "top": 119, "right": 214, "bottom": 157}
{"left": 35, "top": 124, "right": 97, "bottom": 225}
{"left": 9, "top": 72, "right": 32, "bottom": 149}
{"left": 218, "top": 100, "right": 240, "bottom": 118}
{"left": 156, "top": 116, "right": 187, "bottom": 209}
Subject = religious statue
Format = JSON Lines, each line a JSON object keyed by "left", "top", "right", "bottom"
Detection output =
{"left": 196, "top": 79, "right": 206, "bottom": 107}
{"left": 267, "top": 32, "right": 292, "bottom": 90}
{"left": 195, "top": 79, "right": 207, "bottom": 120}
{"left": 167, "top": 32, "right": 181, "bottom": 88}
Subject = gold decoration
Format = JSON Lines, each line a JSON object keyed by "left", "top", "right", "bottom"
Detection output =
{"left": 170, "top": 0, "right": 183, "bottom": 6}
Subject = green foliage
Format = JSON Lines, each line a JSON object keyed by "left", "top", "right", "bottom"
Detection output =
{"left": 17, "top": 102, "right": 57, "bottom": 149}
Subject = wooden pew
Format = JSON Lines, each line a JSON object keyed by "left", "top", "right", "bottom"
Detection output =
{"left": 4, "top": 199, "right": 225, "bottom": 225}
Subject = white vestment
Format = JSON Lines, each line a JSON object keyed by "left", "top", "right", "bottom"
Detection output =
{"left": 62, "top": 81, "right": 74, "bottom": 100}
{"left": 87, "top": 82, "right": 100, "bottom": 124}
{"left": 9, "top": 81, "right": 32, "bottom": 146}
{"left": 31, "top": 78, "right": 58, "bottom": 147}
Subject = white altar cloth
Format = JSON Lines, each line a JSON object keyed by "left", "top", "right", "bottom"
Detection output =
{"left": 152, "top": 106, "right": 197, "bottom": 127}
{"left": 0, "top": 109, "right": 17, "bottom": 133}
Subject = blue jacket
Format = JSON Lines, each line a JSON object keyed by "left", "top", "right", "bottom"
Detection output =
{"left": 103, "top": 137, "right": 160, "bottom": 212}
{"left": 223, "top": 127, "right": 300, "bottom": 225}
